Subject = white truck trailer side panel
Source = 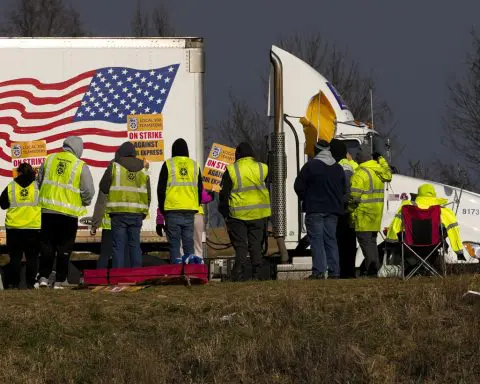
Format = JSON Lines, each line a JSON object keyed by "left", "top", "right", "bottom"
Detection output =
{"left": 0, "top": 38, "right": 204, "bottom": 236}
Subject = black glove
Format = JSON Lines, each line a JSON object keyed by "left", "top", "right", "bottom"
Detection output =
{"left": 156, "top": 224, "right": 165, "bottom": 237}
{"left": 372, "top": 152, "right": 382, "bottom": 161}
{"left": 457, "top": 251, "right": 466, "bottom": 261}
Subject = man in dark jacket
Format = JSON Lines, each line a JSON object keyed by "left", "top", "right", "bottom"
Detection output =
{"left": 218, "top": 142, "right": 271, "bottom": 281}
{"left": 100, "top": 142, "right": 151, "bottom": 268}
{"left": 0, "top": 163, "right": 40, "bottom": 288}
{"left": 157, "top": 138, "right": 203, "bottom": 262}
{"left": 330, "top": 139, "right": 357, "bottom": 278}
{"left": 294, "top": 140, "right": 346, "bottom": 279}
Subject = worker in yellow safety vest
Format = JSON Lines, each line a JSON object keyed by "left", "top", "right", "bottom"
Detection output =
{"left": 90, "top": 148, "right": 149, "bottom": 269}
{"left": 157, "top": 138, "right": 203, "bottom": 263}
{"left": 37, "top": 136, "right": 95, "bottom": 288}
{"left": 330, "top": 139, "right": 358, "bottom": 278}
{"left": 99, "top": 142, "right": 150, "bottom": 268}
{"left": 219, "top": 142, "right": 271, "bottom": 281}
{"left": 385, "top": 183, "right": 465, "bottom": 270}
{"left": 348, "top": 146, "right": 392, "bottom": 277}
{"left": 0, "top": 163, "right": 41, "bottom": 289}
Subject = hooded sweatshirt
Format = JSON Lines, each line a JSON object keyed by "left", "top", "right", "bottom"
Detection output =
{"left": 99, "top": 142, "right": 151, "bottom": 217}
{"left": 157, "top": 138, "right": 203, "bottom": 214}
{"left": 0, "top": 171, "right": 37, "bottom": 210}
{"left": 37, "top": 136, "right": 95, "bottom": 216}
{"left": 91, "top": 146, "right": 122, "bottom": 228}
{"left": 294, "top": 146, "right": 346, "bottom": 215}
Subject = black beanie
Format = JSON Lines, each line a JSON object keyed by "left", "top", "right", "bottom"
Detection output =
{"left": 330, "top": 139, "right": 347, "bottom": 162}
{"left": 235, "top": 142, "right": 255, "bottom": 161}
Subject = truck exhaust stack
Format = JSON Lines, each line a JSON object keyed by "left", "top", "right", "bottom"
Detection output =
{"left": 270, "top": 50, "right": 289, "bottom": 264}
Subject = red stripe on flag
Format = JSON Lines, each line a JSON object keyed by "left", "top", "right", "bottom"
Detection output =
{"left": 0, "top": 86, "right": 88, "bottom": 106}
{"left": 0, "top": 71, "right": 96, "bottom": 90}
{"left": 0, "top": 101, "right": 81, "bottom": 119}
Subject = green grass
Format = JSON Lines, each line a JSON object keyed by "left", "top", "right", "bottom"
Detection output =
{"left": 2, "top": 276, "right": 480, "bottom": 383}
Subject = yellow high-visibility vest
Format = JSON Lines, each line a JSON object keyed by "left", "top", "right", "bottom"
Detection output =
{"left": 164, "top": 157, "right": 200, "bottom": 211}
{"left": 227, "top": 157, "right": 271, "bottom": 221}
{"left": 39, "top": 152, "right": 87, "bottom": 217}
{"left": 106, "top": 163, "right": 149, "bottom": 215}
{"left": 6, "top": 180, "right": 41, "bottom": 229}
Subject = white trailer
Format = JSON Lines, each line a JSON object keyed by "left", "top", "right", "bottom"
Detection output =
{"left": 0, "top": 38, "right": 205, "bottom": 252}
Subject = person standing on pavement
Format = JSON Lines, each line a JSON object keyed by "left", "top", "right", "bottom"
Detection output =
{"left": 100, "top": 142, "right": 150, "bottom": 269}
{"left": 330, "top": 139, "right": 358, "bottom": 278}
{"left": 294, "top": 140, "right": 346, "bottom": 279}
{"left": 349, "top": 147, "right": 392, "bottom": 277}
{"left": 37, "top": 136, "right": 95, "bottom": 288}
{"left": 0, "top": 163, "right": 41, "bottom": 289}
{"left": 219, "top": 142, "right": 271, "bottom": 281}
{"left": 157, "top": 138, "right": 203, "bottom": 263}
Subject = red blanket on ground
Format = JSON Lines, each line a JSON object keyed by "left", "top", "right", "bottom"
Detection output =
{"left": 83, "top": 264, "right": 208, "bottom": 286}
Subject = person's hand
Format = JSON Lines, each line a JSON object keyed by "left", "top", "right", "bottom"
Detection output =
{"left": 346, "top": 152, "right": 352, "bottom": 161}
{"left": 156, "top": 224, "right": 165, "bottom": 237}
{"left": 457, "top": 251, "right": 466, "bottom": 261}
{"left": 90, "top": 226, "right": 97, "bottom": 236}
{"left": 143, "top": 159, "right": 150, "bottom": 169}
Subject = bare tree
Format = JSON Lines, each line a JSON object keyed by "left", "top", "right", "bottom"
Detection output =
{"left": 443, "top": 31, "right": 480, "bottom": 173}
{"left": 131, "top": 1, "right": 175, "bottom": 37}
{"left": 1, "top": 0, "right": 84, "bottom": 36}
{"left": 209, "top": 92, "right": 269, "bottom": 163}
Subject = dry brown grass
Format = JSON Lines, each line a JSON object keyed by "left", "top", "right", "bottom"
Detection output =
{"left": 1, "top": 276, "right": 480, "bottom": 383}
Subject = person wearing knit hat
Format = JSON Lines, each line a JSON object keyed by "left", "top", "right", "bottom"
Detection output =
{"left": 294, "top": 139, "right": 346, "bottom": 279}
{"left": 219, "top": 142, "right": 271, "bottom": 281}
{"left": 330, "top": 139, "right": 358, "bottom": 278}
{"left": 349, "top": 146, "right": 392, "bottom": 277}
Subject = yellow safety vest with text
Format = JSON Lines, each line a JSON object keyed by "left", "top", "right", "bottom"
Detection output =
{"left": 39, "top": 151, "right": 87, "bottom": 217}
{"left": 164, "top": 157, "right": 200, "bottom": 211}
{"left": 6, "top": 181, "right": 41, "bottom": 229}
{"left": 227, "top": 157, "right": 271, "bottom": 221}
{"left": 106, "top": 163, "right": 149, "bottom": 214}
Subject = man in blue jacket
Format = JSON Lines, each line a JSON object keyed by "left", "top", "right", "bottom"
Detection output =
{"left": 294, "top": 140, "right": 346, "bottom": 279}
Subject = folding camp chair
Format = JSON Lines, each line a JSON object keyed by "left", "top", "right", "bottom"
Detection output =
{"left": 401, "top": 205, "right": 446, "bottom": 280}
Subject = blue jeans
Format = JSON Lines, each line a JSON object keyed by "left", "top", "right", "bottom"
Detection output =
{"left": 165, "top": 211, "right": 195, "bottom": 263}
{"left": 96, "top": 230, "right": 131, "bottom": 269}
{"left": 111, "top": 215, "right": 143, "bottom": 268}
{"left": 306, "top": 213, "right": 340, "bottom": 277}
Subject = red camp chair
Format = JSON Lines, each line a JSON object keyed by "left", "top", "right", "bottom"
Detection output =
{"left": 401, "top": 205, "right": 446, "bottom": 280}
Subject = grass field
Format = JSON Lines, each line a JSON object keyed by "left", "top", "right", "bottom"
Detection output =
{"left": 2, "top": 276, "right": 480, "bottom": 383}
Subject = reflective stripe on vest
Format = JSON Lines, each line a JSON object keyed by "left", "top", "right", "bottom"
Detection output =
{"left": 39, "top": 152, "right": 87, "bottom": 217}
{"left": 350, "top": 167, "right": 384, "bottom": 203}
{"left": 227, "top": 157, "right": 271, "bottom": 220}
{"left": 106, "top": 163, "right": 149, "bottom": 214}
{"left": 164, "top": 157, "right": 199, "bottom": 211}
{"left": 6, "top": 181, "right": 41, "bottom": 229}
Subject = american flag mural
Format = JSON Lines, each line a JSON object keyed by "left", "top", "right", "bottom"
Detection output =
{"left": 0, "top": 64, "right": 180, "bottom": 176}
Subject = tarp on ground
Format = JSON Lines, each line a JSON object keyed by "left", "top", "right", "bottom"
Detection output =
{"left": 83, "top": 264, "right": 208, "bottom": 286}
